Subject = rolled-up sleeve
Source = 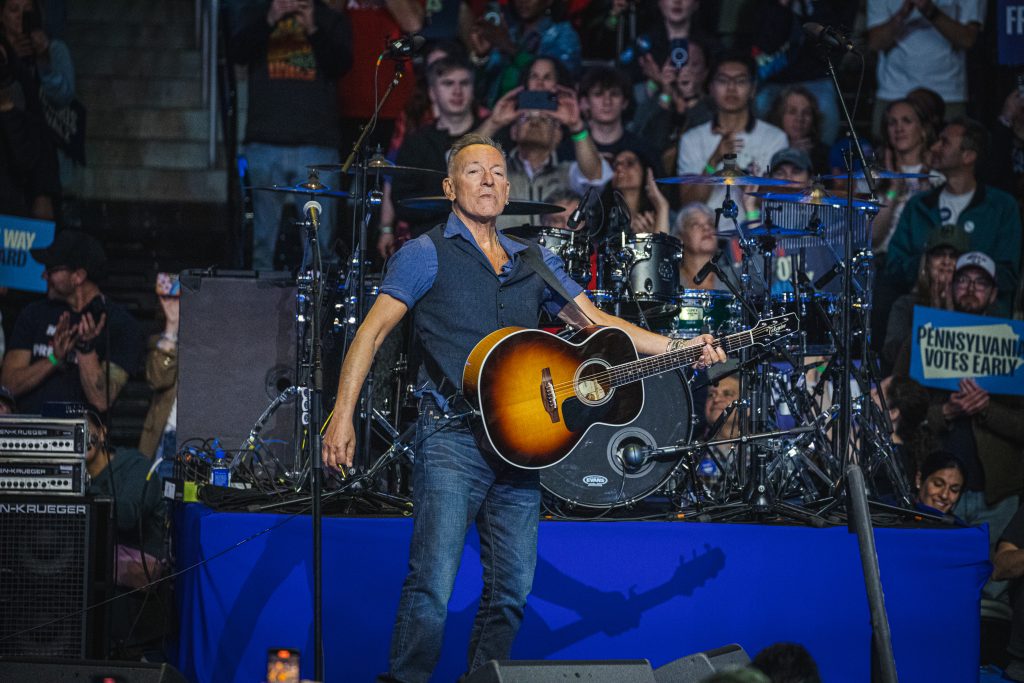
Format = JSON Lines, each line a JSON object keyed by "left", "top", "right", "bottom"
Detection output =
{"left": 378, "top": 235, "right": 438, "bottom": 309}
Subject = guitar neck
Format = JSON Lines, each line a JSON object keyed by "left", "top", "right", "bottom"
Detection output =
{"left": 608, "top": 328, "right": 759, "bottom": 388}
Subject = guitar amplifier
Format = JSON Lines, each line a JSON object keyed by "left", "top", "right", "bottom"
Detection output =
{"left": 0, "top": 494, "right": 114, "bottom": 658}
{"left": 0, "top": 417, "right": 88, "bottom": 496}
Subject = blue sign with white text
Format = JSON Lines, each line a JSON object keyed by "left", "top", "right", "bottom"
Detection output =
{"left": 0, "top": 215, "right": 55, "bottom": 293}
{"left": 999, "top": 1, "right": 1024, "bottom": 64}
{"left": 910, "top": 306, "right": 1024, "bottom": 396}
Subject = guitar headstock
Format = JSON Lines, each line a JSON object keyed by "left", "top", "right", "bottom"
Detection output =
{"left": 748, "top": 312, "right": 799, "bottom": 345}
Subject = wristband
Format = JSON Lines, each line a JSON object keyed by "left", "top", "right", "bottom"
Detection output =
{"left": 605, "top": 14, "right": 619, "bottom": 29}
{"left": 885, "top": 189, "right": 899, "bottom": 201}
{"left": 704, "top": 163, "right": 716, "bottom": 175}
{"left": 379, "top": 225, "right": 394, "bottom": 235}
{"left": 75, "top": 339, "right": 95, "bottom": 354}
{"left": 745, "top": 209, "right": 761, "bottom": 221}
{"left": 570, "top": 128, "right": 589, "bottom": 142}
{"left": 47, "top": 352, "right": 59, "bottom": 366}
{"left": 658, "top": 92, "right": 672, "bottom": 106}
{"left": 645, "top": 79, "right": 659, "bottom": 95}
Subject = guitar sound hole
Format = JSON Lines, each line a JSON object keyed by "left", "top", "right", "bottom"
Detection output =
{"left": 575, "top": 361, "right": 612, "bottom": 406}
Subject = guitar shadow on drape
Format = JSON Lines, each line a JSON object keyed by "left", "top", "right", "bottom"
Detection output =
{"left": 208, "top": 518, "right": 313, "bottom": 683}
{"left": 437, "top": 534, "right": 727, "bottom": 675}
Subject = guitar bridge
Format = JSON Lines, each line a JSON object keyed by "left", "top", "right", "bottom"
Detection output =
{"left": 540, "top": 368, "right": 560, "bottom": 424}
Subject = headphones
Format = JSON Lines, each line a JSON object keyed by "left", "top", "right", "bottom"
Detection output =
{"left": 85, "top": 409, "right": 111, "bottom": 453}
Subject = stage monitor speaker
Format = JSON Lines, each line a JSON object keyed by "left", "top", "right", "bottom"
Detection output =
{"left": 0, "top": 658, "right": 189, "bottom": 682}
{"left": 654, "top": 644, "right": 750, "bottom": 682}
{"left": 0, "top": 495, "right": 114, "bottom": 659}
{"left": 465, "top": 659, "right": 657, "bottom": 682}
{"left": 178, "top": 270, "right": 298, "bottom": 471}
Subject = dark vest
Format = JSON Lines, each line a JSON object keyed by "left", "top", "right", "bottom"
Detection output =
{"left": 413, "top": 225, "right": 548, "bottom": 391}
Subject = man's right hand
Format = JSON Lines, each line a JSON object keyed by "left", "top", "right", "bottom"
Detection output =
{"left": 322, "top": 415, "right": 357, "bottom": 470}
{"left": 51, "top": 312, "right": 78, "bottom": 362}
{"left": 377, "top": 233, "right": 396, "bottom": 259}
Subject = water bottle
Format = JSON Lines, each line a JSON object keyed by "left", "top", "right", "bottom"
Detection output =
{"left": 210, "top": 440, "right": 231, "bottom": 487}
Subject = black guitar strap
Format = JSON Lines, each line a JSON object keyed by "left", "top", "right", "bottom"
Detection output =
{"left": 507, "top": 235, "right": 596, "bottom": 328}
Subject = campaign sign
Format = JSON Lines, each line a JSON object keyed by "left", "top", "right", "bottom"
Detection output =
{"left": 910, "top": 306, "right": 1024, "bottom": 396}
{"left": 999, "top": 0, "right": 1024, "bottom": 64}
{"left": 0, "top": 215, "right": 54, "bottom": 293}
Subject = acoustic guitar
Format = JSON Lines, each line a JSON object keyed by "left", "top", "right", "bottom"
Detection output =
{"left": 463, "top": 314, "right": 798, "bottom": 469}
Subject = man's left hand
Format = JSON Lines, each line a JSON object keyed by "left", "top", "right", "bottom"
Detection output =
{"left": 553, "top": 85, "right": 583, "bottom": 133}
{"left": 957, "top": 378, "right": 990, "bottom": 416}
{"left": 687, "top": 334, "right": 727, "bottom": 370}
{"left": 76, "top": 311, "right": 107, "bottom": 351}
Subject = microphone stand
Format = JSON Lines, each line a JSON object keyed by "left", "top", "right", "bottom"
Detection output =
{"left": 820, "top": 44, "right": 898, "bottom": 683}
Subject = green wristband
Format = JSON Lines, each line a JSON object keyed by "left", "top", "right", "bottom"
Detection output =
{"left": 745, "top": 209, "right": 761, "bottom": 221}
{"left": 47, "top": 352, "right": 59, "bottom": 366}
{"left": 704, "top": 163, "right": 716, "bottom": 175}
{"left": 885, "top": 189, "right": 899, "bottom": 201}
{"left": 571, "top": 128, "right": 589, "bottom": 142}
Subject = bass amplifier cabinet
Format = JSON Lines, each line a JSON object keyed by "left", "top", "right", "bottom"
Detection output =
{"left": 0, "top": 495, "right": 114, "bottom": 658}
{"left": 178, "top": 270, "right": 299, "bottom": 472}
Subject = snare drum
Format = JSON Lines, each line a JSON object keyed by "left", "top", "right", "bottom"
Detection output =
{"left": 536, "top": 227, "right": 592, "bottom": 286}
{"left": 624, "top": 232, "right": 682, "bottom": 302}
{"left": 672, "top": 289, "right": 741, "bottom": 339}
{"left": 770, "top": 292, "right": 838, "bottom": 352}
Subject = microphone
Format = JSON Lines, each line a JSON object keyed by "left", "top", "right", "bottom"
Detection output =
{"left": 802, "top": 23, "right": 856, "bottom": 54}
{"left": 620, "top": 443, "right": 649, "bottom": 470}
{"left": 566, "top": 187, "right": 594, "bottom": 231}
{"left": 382, "top": 34, "right": 426, "bottom": 59}
{"left": 303, "top": 200, "right": 322, "bottom": 227}
{"left": 706, "top": 401, "right": 738, "bottom": 439}
{"left": 692, "top": 249, "right": 723, "bottom": 285}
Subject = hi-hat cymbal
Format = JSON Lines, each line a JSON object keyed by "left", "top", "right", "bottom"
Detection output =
{"left": 309, "top": 154, "right": 444, "bottom": 179}
{"left": 249, "top": 182, "right": 349, "bottom": 198}
{"left": 656, "top": 170, "right": 797, "bottom": 187}
{"left": 819, "top": 168, "right": 934, "bottom": 181}
{"left": 748, "top": 187, "right": 880, "bottom": 211}
{"left": 398, "top": 196, "right": 565, "bottom": 216}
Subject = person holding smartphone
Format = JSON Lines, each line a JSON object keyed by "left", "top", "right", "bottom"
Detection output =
{"left": 139, "top": 273, "right": 180, "bottom": 459}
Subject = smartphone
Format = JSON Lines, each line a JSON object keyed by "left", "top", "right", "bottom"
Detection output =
{"left": 516, "top": 90, "right": 557, "bottom": 111}
{"left": 266, "top": 648, "right": 300, "bottom": 683}
{"left": 156, "top": 272, "right": 180, "bottom": 297}
{"left": 669, "top": 38, "right": 689, "bottom": 69}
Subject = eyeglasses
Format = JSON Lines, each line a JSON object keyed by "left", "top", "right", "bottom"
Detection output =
{"left": 712, "top": 75, "right": 752, "bottom": 89}
{"left": 953, "top": 274, "right": 993, "bottom": 291}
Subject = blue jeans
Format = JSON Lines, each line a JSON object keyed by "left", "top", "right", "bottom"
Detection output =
{"left": 244, "top": 142, "right": 339, "bottom": 271}
{"left": 381, "top": 405, "right": 541, "bottom": 683}
{"left": 755, "top": 77, "right": 840, "bottom": 146}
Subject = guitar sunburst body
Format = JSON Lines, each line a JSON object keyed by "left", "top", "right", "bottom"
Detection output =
{"left": 463, "top": 326, "right": 644, "bottom": 469}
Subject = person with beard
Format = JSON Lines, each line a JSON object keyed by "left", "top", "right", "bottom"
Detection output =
{"left": 1, "top": 231, "right": 144, "bottom": 415}
{"left": 477, "top": 79, "right": 612, "bottom": 230}
{"left": 885, "top": 117, "right": 1021, "bottom": 317}
{"left": 910, "top": 252, "right": 1024, "bottom": 614}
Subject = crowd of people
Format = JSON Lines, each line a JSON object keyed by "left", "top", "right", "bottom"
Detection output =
{"left": 2, "top": 0, "right": 1024, "bottom": 677}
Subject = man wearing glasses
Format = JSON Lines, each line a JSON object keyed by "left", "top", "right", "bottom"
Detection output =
{"left": 924, "top": 251, "right": 1024, "bottom": 614}
{"left": 675, "top": 49, "right": 788, "bottom": 211}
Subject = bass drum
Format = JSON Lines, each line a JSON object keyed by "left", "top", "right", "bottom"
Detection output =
{"left": 540, "top": 369, "right": 693, "bottom": 509}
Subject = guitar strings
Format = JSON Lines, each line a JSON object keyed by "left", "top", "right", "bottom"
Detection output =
{"left": 544, "top": 326, "right": 778, "bottom": 399}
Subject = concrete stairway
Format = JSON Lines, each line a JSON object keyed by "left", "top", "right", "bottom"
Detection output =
{"left": 64, "top": 0, "right": 227, "bottom": 203}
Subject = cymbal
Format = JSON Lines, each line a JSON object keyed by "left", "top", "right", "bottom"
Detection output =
{"left": 740, "top": 221, "right": 821, "bottom": 238}
{"left": 398, "top": 196, "right": 566, "bottom": 216}
{"left": 656, "top": 170, "right": 796, "bottom": 187}
{"left": 249, "top": 182, "right": 349, "bottom": 199}
{"left": 748, "top": 188, "right": 880, "bottom": 211}
{"left": 819, "top": 168, "right": 934, "bottom": 181}
{"left": 309, "top": 154, "right": 444, "bottom": 179}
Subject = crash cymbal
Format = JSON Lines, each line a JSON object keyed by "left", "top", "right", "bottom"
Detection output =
{"left": 747, "top": 187, "right": 880, "bottom": 211}
{"left": 819, "top": 168, "right": 934, "bottom": 181}
{"left": 249, "top": 181, "right": 349, "bottom": 199}
{"left": 656, "top": 171, "right": 797, "bottom": 187}
{"left": 309, "top": 154, "right": 444, "bottom": 179}
{"left": 398, "top": 196, "right": 566, "bottom": 216}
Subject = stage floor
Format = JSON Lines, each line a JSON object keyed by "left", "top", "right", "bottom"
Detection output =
{"left": 173, "top": 504, "right": 990, "bottom": 682}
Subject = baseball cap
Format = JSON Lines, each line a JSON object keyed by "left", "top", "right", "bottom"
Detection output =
{"left": 769, "top": 148, "right": 812, "bottom": 175}
{"left": 924, "top": 224, "right": 970, "bottom": 254}
{"left": 30, "top": 230, "right": 107, "bottom": 281}
{"left": 954, "top": 251, "right": 996, "bottom": 281}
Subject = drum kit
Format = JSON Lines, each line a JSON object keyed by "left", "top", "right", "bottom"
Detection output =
{"left": 246, "top": 150, "right": 929, "bottom": 523}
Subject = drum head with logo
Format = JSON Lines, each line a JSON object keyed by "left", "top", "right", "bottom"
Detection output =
{"left": 540, "top": 369, "right": 693, "bottom": 508}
